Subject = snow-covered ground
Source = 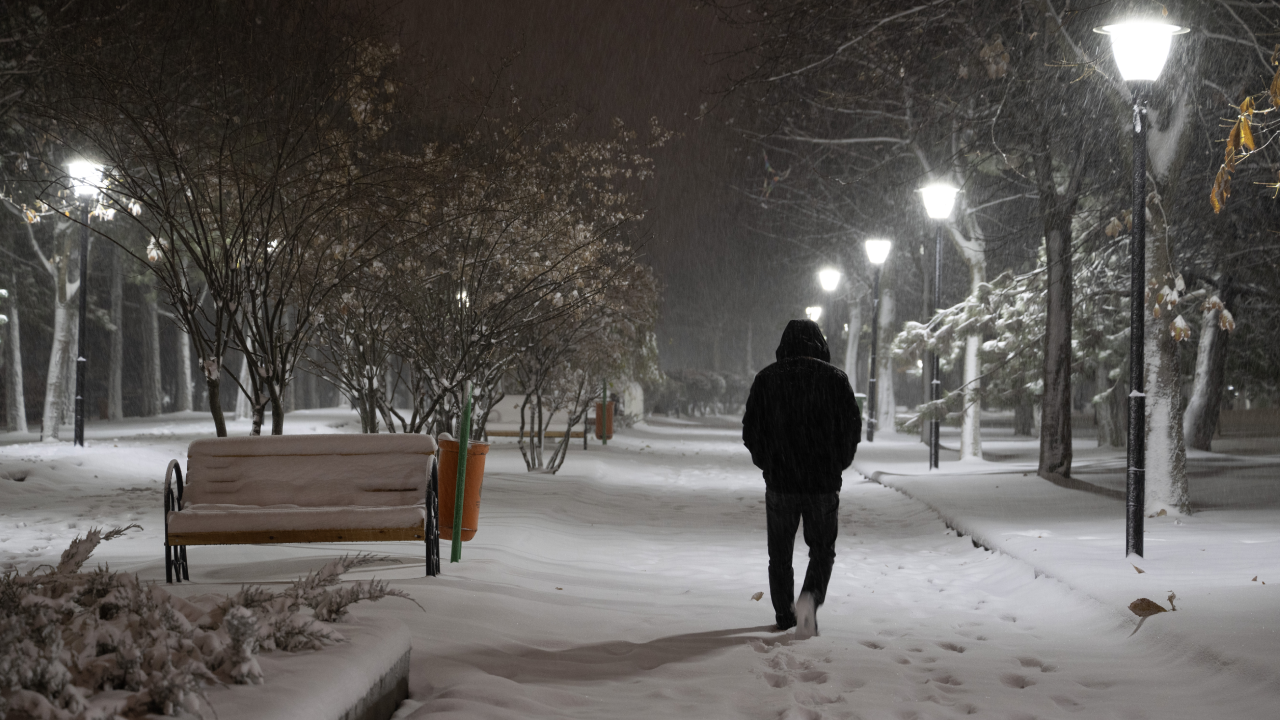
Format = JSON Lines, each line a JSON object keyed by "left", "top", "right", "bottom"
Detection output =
{"left": 3, "top": 410, "right": 1280, "bottom": 718}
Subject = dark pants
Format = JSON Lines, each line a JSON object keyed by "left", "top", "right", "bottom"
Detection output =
{"left": 766, "top": 490, "right": 839, "bottom": 625}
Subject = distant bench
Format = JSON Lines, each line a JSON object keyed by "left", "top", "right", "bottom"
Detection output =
{"left": 164, "top": 434, "right": 439, "bottom": 583}
{"left": 484, "top": 429, "right": 585, "bottom": 439}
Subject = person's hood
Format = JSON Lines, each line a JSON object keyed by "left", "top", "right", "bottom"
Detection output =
{"left": 775, "top": 319, "right": 831, "bottom": 362}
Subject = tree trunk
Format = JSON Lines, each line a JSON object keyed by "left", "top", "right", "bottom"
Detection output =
{"left": 1095, "top": 362, "right": 1124, "bottom": 448}
{"left": 41, "top": 301, "right": 73, "bottom": 441}
{"left": 235, "top": 352, "right": 253, "bottom": 420}
{"left": 1014, "top": 401, "right": 1035, "bottom": 437}
{"left": 142, "top": 278, "right": 163, "bottom": 416}
{"left": 61, "top": 313, "right": 77, "bottom": 427}
{"left": 204, "top": 374, "right": 227, "bottom": 437}
{"left": 107, "top": 245, "right": 123, "bottom": 420}
{"left": 1184, "top": 294, "right": 1232, "bottom": 451}
{"left": 1143, "top": 205, "right": 1190, "bottom": 515}
{"left": 959, "top": 259, "right": 984, "bottom": 460}
{"left": 517, "top": 392, "right": 533, "bottom": 470}
{"left": 875, "top": 289, "right": 896, "bottom": 435}
{"left": 175, "top": 325, "right": 193, "bottom": 412}
{"left": 269, "top": 381, "right": 285, "bottom": 435}
{"left": 4, "top": 263, "right": 26, "bottom": 433}
{"left": 283, "top": 376, "right": 295, "bottom": 414}
{"left": 844, "top": 298, "right": 861, "bottom": 385}
{"left": 1038, "top": 220, "right": 1073, "bottom": 479}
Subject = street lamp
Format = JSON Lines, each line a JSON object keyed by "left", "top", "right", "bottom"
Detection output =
{"left": 864, "top": 238, "right": 891, "bottom": 442}
{"left": 1094, "top": 18, "right": 1186, "bottom": 557}
{"left": 804, "top": 306, "right": 823, "bottom": 324}
{"left": 919, "top": 182, "right": 959, "bottom": 470}
{"left": 68, "top": 160, "right": 103, "bottom": 448}
{"left": 817, "top": 267, "right": 842, "bottom": 293}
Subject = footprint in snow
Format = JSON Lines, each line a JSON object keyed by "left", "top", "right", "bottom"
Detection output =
{"left": 999, "top": 673, "right": 1036, "bottom": 689}
{"left": 764, "top": 671, "right": 790, "bottom": 688}
{"left": 1052, "top": 695, "right": 1085, "bottom": 712}
{"left": 930, "top": 673, "right": 964, "bottom": 688}
{"left": 1016, "top": 656, "right": 1058, "bottom": 673}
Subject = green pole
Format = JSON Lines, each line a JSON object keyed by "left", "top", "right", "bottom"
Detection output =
{"left": 601, "top": 378, "right": 608, "bottom": 446}
{"left": 451, "top": 381, "right": 472, "bottom": 563}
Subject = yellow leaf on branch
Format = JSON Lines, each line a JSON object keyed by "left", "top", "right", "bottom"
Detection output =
{"left": 1220, "top": 308, "right": 1236, "bottom": 332}
{"left": 1210, "top": 166, "right": 1231, "bottom": 214}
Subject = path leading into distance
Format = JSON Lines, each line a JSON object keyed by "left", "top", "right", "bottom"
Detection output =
{"left": 3, "top": 412, "right": 1276, "bottom": 718}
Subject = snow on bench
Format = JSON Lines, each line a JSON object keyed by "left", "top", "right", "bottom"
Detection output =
{"left": 164, "top": 434, "right": 439, "bottom": 583}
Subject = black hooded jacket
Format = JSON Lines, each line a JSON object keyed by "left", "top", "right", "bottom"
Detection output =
{"left": 742, "top": 319, "right": 862, "bottom": 494}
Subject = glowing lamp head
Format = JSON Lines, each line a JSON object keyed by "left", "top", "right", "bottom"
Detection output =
{"left": 864, "top": 238, "right": 892, "bottom": 266}
{"left": 818, "top": 267, "right": 842, "bottom": 293}
{"left": 805, "top": 306, "right": 823, "bottom": 323}
{"left": 919, "top": 183, "right": 959, "bottom": 220}
{"left": 1094, "top": 21, "right": 1187, "bottom": 82}
{"left": 68, "top": 160, "right": 103, "bottom": 198}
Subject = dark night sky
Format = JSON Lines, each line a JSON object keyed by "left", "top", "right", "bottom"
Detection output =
{"left": 391, "top": 0, "right": 767, "bottom": 372}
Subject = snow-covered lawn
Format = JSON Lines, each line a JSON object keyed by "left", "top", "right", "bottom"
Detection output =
{"left": 3, "top": 410, "right": 1279, "bottom": 718}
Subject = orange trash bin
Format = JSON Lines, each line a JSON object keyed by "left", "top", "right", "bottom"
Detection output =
{"left": 437, "top": 438, "right": 489, "bottom": 541}
{"left": 594, "top": 401, "right": 614, "bottom": 439}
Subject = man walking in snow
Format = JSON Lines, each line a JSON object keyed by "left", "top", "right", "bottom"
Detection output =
{"left": 742, "top": 319, "right": 861, "bottom": 638}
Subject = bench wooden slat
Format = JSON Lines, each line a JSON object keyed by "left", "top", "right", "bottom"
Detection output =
{"left": 167, "top": 527, "right": 426, "bottom": 546}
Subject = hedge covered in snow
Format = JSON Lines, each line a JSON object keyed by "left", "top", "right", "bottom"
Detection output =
{"left": 0, "top": 527, "right": 416, "bottom": 719}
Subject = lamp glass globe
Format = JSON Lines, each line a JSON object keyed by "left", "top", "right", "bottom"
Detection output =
{"left": 818, "top": 267, "right": 842, "bottom": 292}
{"left": 864, "top": 239, "right": 892, "bottom": 266}
{"left": 1097, "top": 21, "right": 1186, "bottom": 82}
{"left": 68, "top": 160, "right": 103, "bottom": 198}
{"left": 919, "top": 183, "right": 959, "bottom": 220}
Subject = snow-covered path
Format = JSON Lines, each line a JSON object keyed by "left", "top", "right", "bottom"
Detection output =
{"left": 3, "top": 412, "right": 1277, "bottom": 718}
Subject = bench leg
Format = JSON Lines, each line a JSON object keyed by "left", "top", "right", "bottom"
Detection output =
{"left": 165, "top": 544, "right": 173, "bottom": 584}
{"left": 180, "top": 546, "right": 190, "bottom": 581}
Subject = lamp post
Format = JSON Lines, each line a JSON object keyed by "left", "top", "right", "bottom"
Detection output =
{"left": 68, "top": 160, "right": 102, "bottom": 448}
{"left": 804, "top": 306, "right": 823, "bottom": 324}
{"left": 1094, "top": 19, "right": 1186, "bottom": 557}
{"left": 919, "top": 183, "right": 959, "bottom": 470}
{"left": 864, "top": 239, "right": 891, "bottom": 442}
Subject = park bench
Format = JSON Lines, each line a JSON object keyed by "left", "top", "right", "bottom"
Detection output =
{"left": 164, "top": 434, "right": 439, "bottom": 583}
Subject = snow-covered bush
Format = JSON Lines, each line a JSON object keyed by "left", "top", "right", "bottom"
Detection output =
{"left": 0, "top": 530, "right": 417, "bottom": 719}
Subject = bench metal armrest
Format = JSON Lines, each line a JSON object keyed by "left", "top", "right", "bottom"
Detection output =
{"left": 164, "top": 459, "right": 185, "bottom": 512}
{"left": 427, "top": 454, "right": 440, "bottom": 577}
{"left": 164, "top": 459, "right": 189, "bottom": 584}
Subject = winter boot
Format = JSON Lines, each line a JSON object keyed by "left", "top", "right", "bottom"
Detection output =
{"left": 794, "top": 591, "right": 818, "bottom": 639}
{"left": 774, "top": 611, "right": 796, "bottom": 631}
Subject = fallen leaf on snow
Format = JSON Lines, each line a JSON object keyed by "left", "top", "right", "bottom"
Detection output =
{"left": 1132, "top": 565, "right": 1145, "bottom": 574}
{"left": 1129, "top": 598, "right": 1168, "bottom": 618}
{"left": 1252, "top": 576, "right": 1258, "bottom": 582}
{"left": 751, "top": 591, "right": 764, "bottom": 601}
